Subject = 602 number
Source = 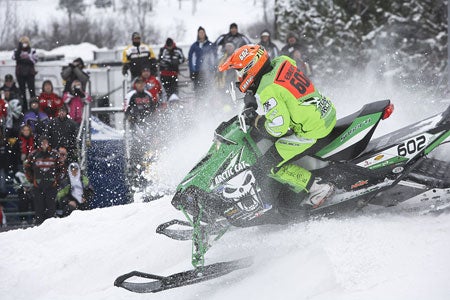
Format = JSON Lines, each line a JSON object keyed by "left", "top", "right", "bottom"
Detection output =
{"left": 397, "top": 135, "right": 426, "bottom": 156}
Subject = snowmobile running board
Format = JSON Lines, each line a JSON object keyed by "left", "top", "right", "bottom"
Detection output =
{"left": 114, "top": 257, "right": 252, "bottom": 293}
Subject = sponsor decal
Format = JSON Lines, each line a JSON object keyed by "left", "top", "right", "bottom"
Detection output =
{"left": 263, "top": 98, "right": 277, "bottom": 113}
{"left": 392, "top": 166, "right": 404, "bottom": 174}
{"left": 374, "top": 155, "right": 384, "bottom": 161}
{"left": 351, "top": 180, "right": 369, "bottom": 189}
{"left": 214, "top": 161, "right": 250, "bottom": 186}
{"left": 239, "top": 48, "right": 249, "bottom": 60}
{"left": 340, "top": 118, "right": 372, "bottom": 142}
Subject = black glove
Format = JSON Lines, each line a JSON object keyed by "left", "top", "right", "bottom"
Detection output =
{"left": 74, "top": 88, "right": 85, "bottom": 98}
{"left": 122, "top": 65, "right": 129, "bottom": 76}
{"left": 242, "top": 107, "right": 258, "bottom": 127}
{"left": 190, "top": 72, "right": 198, "bottom": 81}
{"left": 244, "top": 91, "right": 257, "bottom": 110}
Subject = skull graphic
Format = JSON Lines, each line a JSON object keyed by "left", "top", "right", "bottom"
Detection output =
{"left": 222, "top": 170, "right": 263, "bottom": 212}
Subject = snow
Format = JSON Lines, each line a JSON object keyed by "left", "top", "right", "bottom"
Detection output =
{"left": 1, "top": 199, "right": 450, "bottom": 299}
{"left": 1, "top": 1, "right": 450, "bottom": 299}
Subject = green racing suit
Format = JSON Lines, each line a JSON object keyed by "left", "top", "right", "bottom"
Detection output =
{"left": 255, "top": 56, "right": 336, "bottom": 193}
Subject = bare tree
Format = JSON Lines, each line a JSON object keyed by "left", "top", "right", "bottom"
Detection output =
{"left": 0, "top": 0, "right": 20, "bottom": 49}
{"left": 120, "top": 0, "right": 157, "bottom": 41}
{"left": 58, "top": 0, "right": 87, "bottom": 36}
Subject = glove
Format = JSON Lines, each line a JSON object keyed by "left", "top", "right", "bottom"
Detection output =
{"left": 190, "top": 72, "right": 198, "bottom": 81}
{"left": 242, "top": 107, "right": 258, "bottom": 127}
{"left": 74, "top": 88, "right": 85, "bottom": 98}
{"left": 122, "top": 65, "right": 129, "bottom": 76}
{"left": 244, "top": 91, "right": 257, "bottom": 110}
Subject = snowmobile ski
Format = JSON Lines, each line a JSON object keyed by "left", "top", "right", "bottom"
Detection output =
{"left": 156, "top": 219, "right": 230, "bottom": 241}
{"left": 114, "top": 257, "right": 252, "bottom": 293}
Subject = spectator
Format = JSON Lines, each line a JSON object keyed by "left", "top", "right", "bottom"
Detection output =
{"left": 23, "top": 97, "right": 49, "bottom": 140}
{"left": 0, "top": 130, "right": 8, "bottom": 198}
{"left": 56, "top": 162, "right": 94, "bottom": 217}
{"left": 0, "top": 204, "right": 5, "bottom": 227}
{"left": 0, "top": 91, "right": 6, "bottom": 128}
{"left": 215, "top": 23, "right": 251, "bottom": 53}
{"left": 124, "top": 78, "right": 157, "bottom": 172}
{"left": 188, "top": 26, "right": 218, "bottom": 96}
{"left": 14, "top": 171, "right": 34, "bottom": 225}
{"left": 24, "top": 135, "right": 60, "bottom": 225}
{"left": 158, "top": 38, "right": 186, "bottom": 100}
{"left": 216, "top": 42, "right": 237, "bottom": 91}
{"left": 0, "top": 74, "right": 21, "bottom": 99}
{"left": 124, "top": 78, "right": 157, "bottom": 127}
{"left": 292, "top": 49, "right": 312, "bottom": 77}
{"left": 3, "top": 87, "right": 23, "bottom": 139}
{"left": 122, "top": 32, "right": 157, "bottom": 79}
{"left": 56, "top": 146, "right": 69, "bottom": 184}
{"left": 60, "top": 57, "right": 89, "bottom": 93}
{"left": 0, "top": 124, "right": 20, "bottom": 179}
{"left": 38, "top": 80, "right": 63, "bottom": 118}
{"left": 18, "top": 124, "right": 35, "bottom": 162}
{"left": 257, "top": 29, "right": 279, "bottom": 59}
{"left": 280, "top": 32, "right": 307, "bottom": 60}
{"left": 46, "top": 105, "right": 79, "bottom": 164}
{"left": 62, "top": 79, "right": 92, "bottom": 124}
{"left": 12, "top": 36, "right": 38, "bottom": 111}
{"left": 133, "top": 67, "right": 162, "bottom": 105}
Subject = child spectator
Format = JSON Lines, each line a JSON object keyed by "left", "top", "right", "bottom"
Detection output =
{"left": 3, "top": 87, "right": 23, "bottom": 139}
{"left": 38, "top": 80, "right": 63, "bottom": 118}
{"left": 23, "top": 97, "right": 49, "bottom": 140}
{"left": 62, "top": 79, "right": 92, "bottom": 124}
{"left": 19, "top": 124, "right": 35, "bottom": 162}
{"left": 133, "top": 67, "right": 162, "bottom": 105}
{"left": 124, "top": 78, "right": 156, "bottom": 127}
{"left": 57, "top": 162, "right": 94, "bottom": 217}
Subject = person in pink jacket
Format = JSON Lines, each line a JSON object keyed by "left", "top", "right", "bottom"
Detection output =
{"left": 62, "top": 80, "right": 91, "bottom": 124}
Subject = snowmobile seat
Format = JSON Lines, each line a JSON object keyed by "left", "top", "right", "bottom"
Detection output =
{"left": 309, "top": 99, "right": 392, "bottom": 161}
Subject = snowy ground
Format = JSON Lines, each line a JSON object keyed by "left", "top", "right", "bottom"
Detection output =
{"left": 1, "top": 198, "right": 450, "bottom": 300}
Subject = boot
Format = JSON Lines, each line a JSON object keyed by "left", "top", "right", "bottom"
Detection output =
{"left": 302, "top": 180, "right": 335, "bottom": 208}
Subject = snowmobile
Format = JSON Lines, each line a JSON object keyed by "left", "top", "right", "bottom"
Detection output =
{"left": 115, "top": 99, "right": 450, "bottom": 293}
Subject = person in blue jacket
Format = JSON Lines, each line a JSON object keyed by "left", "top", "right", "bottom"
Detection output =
{"left": 188, "top": 26, "right": 218, "bottom": 96}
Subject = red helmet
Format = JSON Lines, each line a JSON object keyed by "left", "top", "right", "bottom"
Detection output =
{"left": 218, "top": 44, "right": 269, "bottom": 93}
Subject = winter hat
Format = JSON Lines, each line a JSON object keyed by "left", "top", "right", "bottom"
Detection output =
{"left": 73, "top": 57, "right": 85, "bottom": 68}
{"left": 165, "top": 38, "right": 174, "bottom": 47}
{"left": 29, "top": 97, "right": 39, "bottom": 105}
{"left": 69, "top": 162, "right": 80, "bottom": 170}
{"left": 197, "top": 26, "right": 208, "bottom": 40}
{"left": 131, "top": 32, "right": 141, "bottom": 39}
{"left": 260, "top": 29, "right": 271, "bottom": 37}
{"left": 286, "top": 32, "right": 297, "bottom": 42}
{"left": 4, "top": 74, "right": 13, "bottom": 82}
{"left": 229, "top": 23, "right": 238, "bottom": 29}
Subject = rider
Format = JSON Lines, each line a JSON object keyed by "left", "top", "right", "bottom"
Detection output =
{"left": 218, "top": 45, "right": 336, "bottom": 208}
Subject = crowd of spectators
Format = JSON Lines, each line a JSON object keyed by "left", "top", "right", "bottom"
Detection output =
{"left": 1, "top": 37, "right": 95, "bottom": 226}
